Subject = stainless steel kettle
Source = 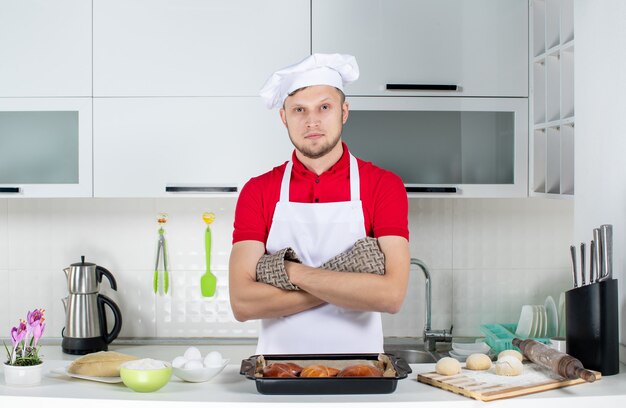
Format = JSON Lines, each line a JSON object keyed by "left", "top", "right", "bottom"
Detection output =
{"left": 63, "top": 255, "right": 117, "bottom": 294}
{"left": 61, "top": 256, "right": 122, "bottom": 355}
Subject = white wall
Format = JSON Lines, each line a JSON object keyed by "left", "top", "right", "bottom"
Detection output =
{"left": 0, "top": 197, "right": 573, "bottom": 341}
{"left": 574, "top": 0, "right": 626, "bottom": 359}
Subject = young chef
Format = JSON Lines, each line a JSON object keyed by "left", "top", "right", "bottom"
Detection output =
{"left": 229, "top": 54, "right": 410, "bottom": 354}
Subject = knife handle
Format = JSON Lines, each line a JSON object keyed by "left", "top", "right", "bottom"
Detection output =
{"left": 589, "top": 240, "right": 596, "bottom": 283}
{"left": 600, "top": 224, "right": 613, "bottom": 280}
{"left": 570, "top": 245, "right": 578, "bottom": 288}
{"left": 593, "top": 228, "right": 602, "bottom": 282}
{"left": 580, "top": 243, "right": 586, "bottom": 286}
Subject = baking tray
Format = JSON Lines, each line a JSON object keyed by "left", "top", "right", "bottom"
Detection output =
{"left": 240, "top": 353, "right": 411, "bottom": 395}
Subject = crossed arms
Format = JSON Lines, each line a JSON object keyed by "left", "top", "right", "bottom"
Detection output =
{"left": 228, "top": 235, "right": 410, "bottom": 322}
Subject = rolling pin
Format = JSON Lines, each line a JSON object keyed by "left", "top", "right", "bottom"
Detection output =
{"left": 512, "top": 338, "right": 596, "bottom": 382}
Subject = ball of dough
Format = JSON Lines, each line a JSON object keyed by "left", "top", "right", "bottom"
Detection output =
{"left": 435, "top": 357, "right": 462, "bottom": 376}
{"left": 497, "top": 349, "right": 524, "bottom": 362}
{"left": 495, "top": 355, "right": 524, "bottom": 376}
{"left": 465, "top": 353, "right": 492, "bottom": 371}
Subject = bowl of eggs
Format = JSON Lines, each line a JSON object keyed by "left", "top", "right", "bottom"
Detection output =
{"left": 172, "top": 347, "right": 229, "bottom": 383}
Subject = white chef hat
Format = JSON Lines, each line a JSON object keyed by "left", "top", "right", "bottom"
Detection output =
{"left": 259, "top": 53, "right": 359, "bottom": 109}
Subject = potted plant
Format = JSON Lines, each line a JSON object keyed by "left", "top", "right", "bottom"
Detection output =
{"left": 3, "top": 308, "right": 46, "bottom": 386}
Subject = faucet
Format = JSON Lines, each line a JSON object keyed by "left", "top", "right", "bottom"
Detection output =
{"left": 411, "top": 258, "right": 453, "bottom": 351}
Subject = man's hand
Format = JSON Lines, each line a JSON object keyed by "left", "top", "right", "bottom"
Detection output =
{"left": 320, "top": 237, "right": 385, "bottom": 275}
{"left": 286, "top": 235, "right": 410, "bottom": 314}
{"left": 229, "top": 240, "right": 324, "bottom": 322}
{"left": 256, "top": 247, "right": 301, "bottom": 290}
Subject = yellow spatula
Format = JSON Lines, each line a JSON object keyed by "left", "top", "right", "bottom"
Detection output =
{"left": 200, "top": 212, "right": 217, "bottom": 297}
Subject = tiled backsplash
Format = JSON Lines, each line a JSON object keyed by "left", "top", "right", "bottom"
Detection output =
{"left": 0, "top": 197, "right": 573, "bottom": 340}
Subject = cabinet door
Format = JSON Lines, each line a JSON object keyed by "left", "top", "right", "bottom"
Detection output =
{"left": 93, "top": 0, "right": 310, "bottom": 97}
{"left": 344, "top": 97, "right": 528, "bottom": 197}
{"left": 0, "top": 98, "right": 92, "bottom": 197}
{"left": 0, "top": 0, "right": 91, "bottom": 97}
{"left": 93, "top": 98, "right": 293, "bottom": 197}
{"left": 313, "top": 0, "right": 528, "bottom": 97}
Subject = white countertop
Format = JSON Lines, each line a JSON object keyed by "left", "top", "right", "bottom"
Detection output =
{"left": 2, "top": 344, "right": 625, "bottom": 408}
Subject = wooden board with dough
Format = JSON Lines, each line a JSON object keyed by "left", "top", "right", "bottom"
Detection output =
{"left": 417, "top": 363, "right": 601, "bottom": 402}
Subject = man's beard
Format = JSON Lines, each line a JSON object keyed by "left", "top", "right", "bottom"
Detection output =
{"left": 287, "top": 126, "right": 343, "bottom": 160}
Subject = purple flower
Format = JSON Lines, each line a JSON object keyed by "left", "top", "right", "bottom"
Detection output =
{"left": 26, "top": 308, "right": 46, "bottom": 345}
{"left": 32, "top": 322, "right": 45, "bottom": 347}
{"left": 27, "top": 309, "right": 44, "bottom": 327}
{"left": 10, "top": 321, "right": 27, "bottom": 348}
{"left": 7, "top": 309, "right": 46, "bottom": 365}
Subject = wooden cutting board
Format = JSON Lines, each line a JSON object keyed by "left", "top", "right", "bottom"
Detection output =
{"left": 417, "top": 363, "right": 601, "bottom": 402}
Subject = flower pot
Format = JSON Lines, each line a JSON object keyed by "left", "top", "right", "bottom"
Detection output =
{"left": 3, "top": 362, "right": 43, "bottom": 386}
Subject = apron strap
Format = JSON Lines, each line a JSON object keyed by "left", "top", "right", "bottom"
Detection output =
{"left": 279, "top": 153, "right": 361, "bottom": 203}
{"left": 279, "top": 161, "right": 293, "bottom": 203}
{"left": 349, "top": 153, "right": 360, "bottom": 202}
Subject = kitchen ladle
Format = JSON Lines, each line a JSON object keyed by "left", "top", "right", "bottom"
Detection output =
{"left": 200, "top": 212, "right": 217, "bottom": 297}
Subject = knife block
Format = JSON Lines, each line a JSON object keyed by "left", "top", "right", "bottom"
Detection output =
{"left": 565, "top": 279, "right": 619, "bottom": 375}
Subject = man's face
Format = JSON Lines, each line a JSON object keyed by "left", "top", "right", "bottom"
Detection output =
{"left": 279, "top": 85, "right": 349, "bottom": 159}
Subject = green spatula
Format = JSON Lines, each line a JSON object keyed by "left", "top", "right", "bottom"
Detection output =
{"left": 200, "top": 212, "right": 217, "bottom": 297}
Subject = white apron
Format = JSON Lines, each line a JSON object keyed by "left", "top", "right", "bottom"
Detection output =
{"left": 256, "top": 153, "right": 383, "bottom": 354}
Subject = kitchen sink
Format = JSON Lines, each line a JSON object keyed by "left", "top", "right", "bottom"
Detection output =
{"left": 384, "top": 340, "right": 449, "bottom": 364}
{"left": 385, "top": 348, "right": 437, "bottom": 363}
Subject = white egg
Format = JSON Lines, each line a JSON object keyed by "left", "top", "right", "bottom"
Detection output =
{"left": 172, "top": 356, "right": 187, "bottom": 368}
{"left": 203, "top": 351, "right": 223, "bottom": 367}
{"left": 183, "top": 346, "right": 202, "bottom": 361}
{"left": 183, "top": 359, "right": 204, "bottom": 370}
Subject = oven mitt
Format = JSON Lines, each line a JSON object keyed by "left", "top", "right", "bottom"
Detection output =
{"left": 320, "top": 237, "right": 386, "bottom": 275}
{"left": 256, "top": 247, "right": 302, "bottom": 290}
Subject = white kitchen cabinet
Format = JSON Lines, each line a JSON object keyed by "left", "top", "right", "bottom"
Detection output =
{"left": 530, "top": 0, "right": 575, "bottom": 198}
{"left": 344, "top": 97, "right": 528, "bottom": 197}
{"left": 312, "top": 0, "right": 528, "bottom": 97}
{"left": 0, "top": 98, "right": 93, "bottom": 197}
{"left": 0, "top": 0, "right": 91, "bottom": 97}
{"left": 93, "top": 98, "right": 293, "bottom": 197}
{"left": 93, "top": 0, "right": 310, "bottom": 97}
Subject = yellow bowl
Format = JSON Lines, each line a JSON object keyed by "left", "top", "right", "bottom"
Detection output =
{"left": 120, "top": 361, "right": 172, "bottom": 392}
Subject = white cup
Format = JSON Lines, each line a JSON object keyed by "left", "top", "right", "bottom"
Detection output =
{"left": 549, "top": 336, "right": 567, "bottom": 352}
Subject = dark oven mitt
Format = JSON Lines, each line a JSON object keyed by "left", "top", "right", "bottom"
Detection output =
{"left": 256, "top": 247, "right": 302, "bottom": 291}
{"left": 320, "top": 237, "right": 386, "bottom": 275}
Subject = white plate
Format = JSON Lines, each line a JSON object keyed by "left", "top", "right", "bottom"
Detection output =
{"left": 515, "top": 305, "right": 534, "bottom": 338}
{"left": 51, "top": 366, "right": 123, "bottom": 383}
{"left": 529, "top": 305, "right": 539, "bottom": 338}
{"left": 173, "top": 359, "right": 229, "bottom": 383}
{"left": 558, "top": 292, "right": 566, "bottom": 337}
{"left": 545, "top": 296, "right": 558, "bottom": 338}
{"left": 534, "top": 305, "right": 543, "bottom": 338}
{"left": 449, "top": 350, "right": 495, "bottom": 363}
{"left": 451, "top": 341, "right": 491, "bottom": 355}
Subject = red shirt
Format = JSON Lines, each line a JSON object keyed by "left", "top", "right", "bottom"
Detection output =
{"left": 232, "top": 143, "right": 409, "bottom": 245}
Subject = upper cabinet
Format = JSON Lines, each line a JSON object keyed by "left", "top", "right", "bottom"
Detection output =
{"left": 93, "top": 0, "right": 310, "bottom": 97}
{"left": 0, "top": 0, "right": 91, "bottom": 97}
{"left": 312, "top": 0, "right": 528, "bottom": 97}
{"left": 0, "top": 98, "right": 93, "bottom": 197}
{"left": 93, "top": 97, "right": 292, "bottom": 197}
{"left": 343, "top": 97, "right": 528, "bottom": 197}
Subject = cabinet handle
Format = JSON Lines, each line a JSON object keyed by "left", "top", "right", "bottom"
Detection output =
{"left": 165, "top": 186, "right": 238, "bottom": 193}
{"left": 405, "top": 186, "right": 458, "bottom": 193}
{"left": 386, "top": 84, "right": 458, "bottom": 91}
{"left": 0, "top": 187, "right": 20, "bottom": 193}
